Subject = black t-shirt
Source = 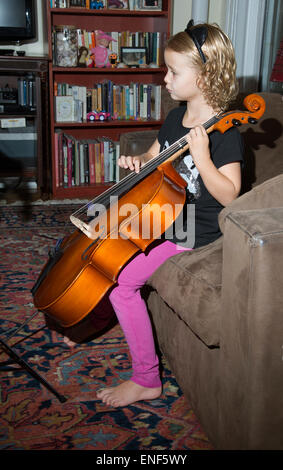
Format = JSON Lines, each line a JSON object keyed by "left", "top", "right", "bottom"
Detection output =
{"left": 158, "top": 105, "right": 244, "bottom": 248}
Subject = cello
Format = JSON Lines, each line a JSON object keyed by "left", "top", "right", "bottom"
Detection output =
{"left": 32, "top": 93, "right": 265, "bottom": 328}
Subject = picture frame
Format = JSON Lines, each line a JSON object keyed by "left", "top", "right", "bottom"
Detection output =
{"left": 120, "top": 47, "right": 147, "bottom": 67}
{"left": 140, "top": 0, "right": 162, "bottom": 10}
{"left": 108, "top": 0, "right": 129, "bottom": 9}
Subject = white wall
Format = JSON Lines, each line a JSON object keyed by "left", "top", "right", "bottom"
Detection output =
{"left": 208, "top": 0, "right": 226, "bottom": 28}
{"left": 172, "top": 0, "right": 193, "bottom": 33}
{"left": 25, "top": 0, "right": 48, "bottom": 56}
{"left": 172, "top": 0, "right": 227, "bottom": 34}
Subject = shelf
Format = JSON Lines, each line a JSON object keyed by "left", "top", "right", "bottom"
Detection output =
{"left": 0, "top": 110, "right": 36, "bottom": 117}
{"left": 53, "top": 183, "right": 113, "bottom": 199}
{"left": 53, "top": 119, "right": 163, "bottom": 128}
{"left": 52, "top": 66, "right": 166, "bottom": 73}
{"left": 50, "top": 8, "right": 168, "bottom": 17}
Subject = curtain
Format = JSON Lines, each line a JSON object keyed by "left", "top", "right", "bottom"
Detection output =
{"left": 225, "top": 0, "right": 266, "bottom": 93}
{"left": 260, "top": 0, "right": 283, "bottom": 92}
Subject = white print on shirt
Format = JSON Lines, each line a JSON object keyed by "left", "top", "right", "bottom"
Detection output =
{"left": 163, "top": 140, "right": 201, "bottom": 199}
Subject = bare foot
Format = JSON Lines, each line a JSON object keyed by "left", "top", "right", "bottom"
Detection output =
{"left": 96, "top": 380, "right": 162, "bottom": 407}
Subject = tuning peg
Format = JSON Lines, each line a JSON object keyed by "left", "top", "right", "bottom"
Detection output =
{"left": 232, "top": 118, "right": 241, "bottom": 126}
{"left": 248, "top": 117, "right": 258, "bottom": 124}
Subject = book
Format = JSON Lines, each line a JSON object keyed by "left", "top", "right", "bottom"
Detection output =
{"left": 88, "top": 140, "right": 96, "bottom": 184}
{"left": 54, "top": 80, "right": 161, "bottom": 122}
{"left": 55, "top": 96, "right": 74, "bottom": 122}
{"left": 54, "top": 129, "right": 60, "bottom": 187}
{"left": 54, "top": 132, "right": 121, "bottom": 187}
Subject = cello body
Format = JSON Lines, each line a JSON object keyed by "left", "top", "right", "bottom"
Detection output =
{"left": 33, "top": 163, "right": 187, "bottom": 327}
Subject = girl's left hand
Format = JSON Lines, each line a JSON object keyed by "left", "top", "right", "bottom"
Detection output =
{"left": 186, "top": 125, "right": 210, "bottom": 169}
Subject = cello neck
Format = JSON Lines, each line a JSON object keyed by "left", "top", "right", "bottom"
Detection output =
{"left": 71, "top": 114, "right": 221, "bottom": 222}
{"left": 130, "top": 114, "right": 220, "bottom": 177}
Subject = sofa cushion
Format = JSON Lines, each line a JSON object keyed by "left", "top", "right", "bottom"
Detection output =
{"left": 148, "top": 237, "right": 223, "bottom": 347}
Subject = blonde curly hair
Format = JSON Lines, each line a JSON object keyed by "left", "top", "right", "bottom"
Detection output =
{"left": 166, "top": 23, "right": 238, "bottom": 112}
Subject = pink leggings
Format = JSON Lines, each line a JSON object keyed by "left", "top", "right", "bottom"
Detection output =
{"left": 109, "top": 240, "right": 190, "bottom": 388}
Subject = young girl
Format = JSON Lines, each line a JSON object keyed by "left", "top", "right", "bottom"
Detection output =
{"left": 96, "top": 21, "right": 244, "bottom": 407}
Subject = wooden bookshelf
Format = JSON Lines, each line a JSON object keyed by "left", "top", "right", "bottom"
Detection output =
{"left": 47, "top": 1, "right": 172, "bottom": 199}
{"left": 0, "top": 56, "right": 49, "bottom": 194}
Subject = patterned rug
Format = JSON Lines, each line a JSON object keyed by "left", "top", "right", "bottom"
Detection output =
{"left": 0, "top": 204, "right": 213, "bottom": 451}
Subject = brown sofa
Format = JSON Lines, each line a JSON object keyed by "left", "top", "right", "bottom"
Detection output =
{"left": 119, "top": 92, "right": 283, "bottom": 449}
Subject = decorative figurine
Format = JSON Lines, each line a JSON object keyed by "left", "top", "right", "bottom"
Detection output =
{"left": 91, "top": 30, "right": 117, "bottom": 68}
{"left": 108, "top": 0, "right": 127, "bottom": 8}
{"left": 90, "top": 0, "right": 104, "bottom": 9}
{"left": 78, "top": 46, "right": 94, "bottom": 67}
{"left": 109, "top": 52, "right": 118, "bottom": 68}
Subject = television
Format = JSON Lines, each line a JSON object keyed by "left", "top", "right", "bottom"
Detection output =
{"left": 0, "top": 0, "right": 36, "bottom": 44}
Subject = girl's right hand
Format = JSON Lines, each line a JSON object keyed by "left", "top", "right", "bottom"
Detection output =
{"left": 118, "top": 155, "right": 143, "bottom": 173}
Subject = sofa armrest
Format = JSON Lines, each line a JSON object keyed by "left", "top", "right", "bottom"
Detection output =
{"left": 219, "top": 173, "right": 283, "bottom": 233}
{"left": 219, "top": 206, "right": 283, "bottom": 448}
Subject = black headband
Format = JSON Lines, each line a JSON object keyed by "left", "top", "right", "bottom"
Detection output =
{"left": 185, "top": 19, "right": 207, "bottom": 64}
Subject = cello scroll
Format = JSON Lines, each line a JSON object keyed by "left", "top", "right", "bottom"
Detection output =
{"left": 207, "top": 93, "right": 266, "bottom": 134}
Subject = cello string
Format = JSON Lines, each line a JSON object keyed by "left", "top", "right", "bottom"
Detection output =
{"left": 71, "top": 114, "right": 221, "bottom": 220}
{"left": 72, "top": 134, "right": 201, "bottom": 218}
{"left": 90, "top": 114, "right": 219, "bottom": 206}
{"left": 71, "top": 121, "right": 214, "bottom": 219}
{"left": 71, "top": 138, "right": 187, "bottom": 218}
{"left": 72, "top": 143, "right": 184, "bottom": 219}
